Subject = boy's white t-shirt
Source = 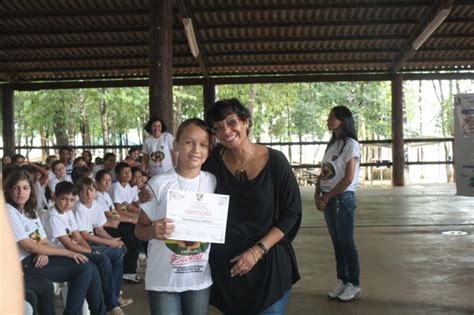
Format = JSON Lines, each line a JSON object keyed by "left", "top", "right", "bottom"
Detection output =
{"left": 45, "top": 207, "right": 78, "bottom": 249}
{"left": 142, "top": 132, "right": 174, "bottom": 177}
{"left": 320, "top": 138, "right": 361, "bottom": 192}
{"left": 96, "top": 191, "right": 115, "bottom": 213}
{"left": 141, "top": 169, "right": 216, "bottom": 292}
{"left": 48, "top": 175, "right": 72, "bottom": 193}
{"left": 111, "top": 182, "right": 139, "bottom": 205}
{"left": 6, "top": 203, "right": 48, "bottom": 261}
{"left": 35, "top": 180, "right": 48, "bottom": 210}
{"left": 74, "top": 200, "right": 107, "bottom": 233}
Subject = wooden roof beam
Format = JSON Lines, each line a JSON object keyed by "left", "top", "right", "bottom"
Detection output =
{"left": 390, "top": 0, "right": 454, "bottom": 73}
{"left": 177, "top": 0, "right": 209, "bottom": 77}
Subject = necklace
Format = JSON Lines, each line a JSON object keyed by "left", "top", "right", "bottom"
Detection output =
{"left": 231, "top": 147, "right": 254, "bottom": 182}
{"left": 176, "top": 171, "right": 202, "bottom": 192}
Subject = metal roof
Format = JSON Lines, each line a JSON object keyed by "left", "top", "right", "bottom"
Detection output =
{"left": 0, "top": 0, "right": 473, "bottom": 83}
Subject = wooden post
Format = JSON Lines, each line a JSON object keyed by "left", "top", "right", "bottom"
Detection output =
{"left": 203, "top": 78, "right": 215, "bottom": 113}
{"left": 148, "top": 0, "right": 173, "bottom": 131}
{"left": 1, "top": 85, "right": 15, "bottom": 157}
{"left": 391, "top": 74, "right": 405, "bottom": 186}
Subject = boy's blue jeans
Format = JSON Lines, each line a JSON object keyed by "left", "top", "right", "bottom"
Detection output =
{"left": 260, "top": 289, "right": 292, "bottom": 315}
{"left": 148, "top": 287, "right": 211, "bottom": 315}
{"left": 84, "top": 250, "right": 120, "bottom": 311}
{"left": 323, "top": 191, "right": 360, "bottom": 286}
{"left": 90, "top": 246, "right": 124, "bottom": 309}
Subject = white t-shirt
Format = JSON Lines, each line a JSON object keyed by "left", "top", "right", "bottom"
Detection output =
{"left": 320, "top": 138, "right": 361, "bottom": 192}
{"left": 111, "top": 182, "right": 139, "bottom": 205}
{"left": 142, "top": 132, "right": 174, "bottom": 177}
{"left": 45, "top": 207, "right": 78, "bottom": 249}
{"left": 141, "top": 169, "right": 216, "bottom": 292}
{"left": 96, "top": 191, "right": 115, "bottom": 213}
{"left": 48, "top": 175, "right": 72, "bottom": 193}
{"left": 74, "top": 200, "right": 107, "bottom": 233}
{"left": 6, "top": 203, "right": 48, "bottom": 261}
{"left": 35, "top": 180, "right": 48, "bottom": 210}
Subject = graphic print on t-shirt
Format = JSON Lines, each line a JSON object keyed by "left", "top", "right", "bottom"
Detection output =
{"left": 26, "top": 221, "right": 42, "bottom": 243}
{"left": 150, "top": 145, "right": 165, "bottom": 164}
{"left": 165, "top": 239, "right": 209, "bottom": 255}
{"left": 321, "top": 162, "right": 336, "bottom": 180}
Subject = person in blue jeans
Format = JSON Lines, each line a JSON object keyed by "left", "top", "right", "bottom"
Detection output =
{"left": 315, "top": 106, "right": 361, "bottom": 302}
{"left": 44, "top": 181, "right": 125, "bottom": 314}
{"left": 135, "top": 119, "right": 217, "bottom": 315}
{"left": 4, "top": 170, "right": 106, "bottom": 315}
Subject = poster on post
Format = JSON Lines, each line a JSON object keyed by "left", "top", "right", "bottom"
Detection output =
{"left": 454, "top": 93, "right": 474, "bottom": 196}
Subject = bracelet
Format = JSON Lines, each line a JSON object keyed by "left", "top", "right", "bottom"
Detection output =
{"left": 249, "top": 247, "right": 259, "bottom": 263}
{"left": 256, "top": 242, "right": 269, "bottom": 256}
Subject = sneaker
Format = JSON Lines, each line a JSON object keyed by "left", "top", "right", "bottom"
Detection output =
{"left": 123, "top": 273, "right": 141, "bottom": 284}
{"left": 327, "top": 279, "right": 347, "bottom": 299}
{"left": 107, "top": 306, "right": 124, "bottom": 315}
{"left": 338, "top": 283, "right": 361, "bottom": 302}
{"left": 118, "top": 297, "right": 134, "bottom": 308}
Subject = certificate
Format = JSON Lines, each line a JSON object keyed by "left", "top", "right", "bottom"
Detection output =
{"left": 166, "top": 189, "right": 229, "bottom": 243}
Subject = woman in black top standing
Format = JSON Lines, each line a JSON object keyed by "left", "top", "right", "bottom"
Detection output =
{"left": 203, "top": 98, "right": 302, "bottom": 315}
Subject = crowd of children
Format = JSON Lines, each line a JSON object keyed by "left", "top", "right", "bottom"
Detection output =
{"left": 2, "top": 116, "right": 220, "bottom": 315}
{"left": 2, "top": 144, "right": 149, "bottom": 315}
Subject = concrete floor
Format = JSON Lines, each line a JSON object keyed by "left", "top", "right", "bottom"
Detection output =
{"left": 106, "top": 184, "right": 474, "bottom": 314}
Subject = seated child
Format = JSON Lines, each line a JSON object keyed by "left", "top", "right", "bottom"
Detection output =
{"left": 73, "top": 177, "right": 133, "bottom": 307}
{"left": 44, "top": 181, "right": 127, "bottom": 314}
{"left": 48, "top": 161, "right": 72, "bottom": 200}
{"left": 109, "top": 162, "right": 143, "bottom": 283}
{"left": 95, "top": 170, "right": 126, "bottom": 229}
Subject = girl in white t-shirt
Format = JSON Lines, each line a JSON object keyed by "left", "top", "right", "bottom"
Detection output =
{"left": 95, "top": 169, "right": 122, "bottom": 228}
{"left": 135, "top": 118, "right": 216, "bottom": 315}
{"left": 4, "top": 170, "right": 106, "bottom": 315}
{"left": 141, "top": 116, "right": 176, "bottom": 177}
{"left": 314, "top": 106, "right": 361, "bottom": 302}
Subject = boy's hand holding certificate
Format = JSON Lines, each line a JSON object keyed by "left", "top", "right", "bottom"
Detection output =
{"left": 166, "top": 190, "right": 230, "bottom": 243}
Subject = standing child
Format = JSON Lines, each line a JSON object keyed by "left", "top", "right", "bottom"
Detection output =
{"left": 141, "top": 117, "right": 176, "bottom": 177}
{"left": 73, "top": 177, "right": 132, "bottom": 308}
{"left": 44, "top": 181, "right": 125, "bottom": 315}
{"left": 135, "top": 118, "right": 216, "bottom": 315}
{"left": 4, "top": 170, "right": 106, "bottom": 315}
{"left": 110, "top": 162, "right": 142, "bottom": 283}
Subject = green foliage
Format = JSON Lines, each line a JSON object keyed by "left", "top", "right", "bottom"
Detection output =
{"left": 12, "top": 80, "right": 442, "bottom": 150}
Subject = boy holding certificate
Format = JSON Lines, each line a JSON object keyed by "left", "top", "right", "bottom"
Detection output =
{"left": 135, "top": 118, "right": 216, "bottom": 315}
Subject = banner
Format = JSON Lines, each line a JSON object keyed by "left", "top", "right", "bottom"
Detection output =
{"left": 454, "top": 93, "right": 474, "bottom": 196}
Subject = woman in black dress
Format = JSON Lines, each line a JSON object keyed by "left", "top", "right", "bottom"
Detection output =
{"left": 203, "top": 98, "right": 302, "bottom": 315}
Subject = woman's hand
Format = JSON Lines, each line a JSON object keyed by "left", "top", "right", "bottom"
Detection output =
{"left": 230, "top": 247, "right": 261, "bottom": 277}
{"left": 151, "top": 218, "right": 175, "bottom": 240}
{"left": 66, "top": 251, "right": 89, "bottom": 264}
{"left": 315, "top": 194, "right": 327, "bottom": 211}
{"left": 33, "top": 254, "right": 49, "bottom": 268}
